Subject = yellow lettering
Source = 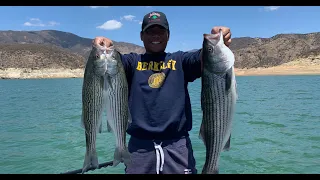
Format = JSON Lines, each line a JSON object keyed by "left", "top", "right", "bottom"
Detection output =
{"left": 171, "top": 60, "right": 176, "bottom": 70}
{"left": 148, "top": 61, "right": 153, "bottom": 70}
{"left": 136, "top": 62, "right": 142, "bottom": 70}
{"left": 136, "top": 60, "right": 177, "bottom": 71}
{"left": 153, "top": 62, "right": 160, "bottom": 71}
{"left": 167, "top": 60, "right": 171, "bottom": 69}
{"left": 142, "top": 62, "right": 148, "bottom": 70}
{"left": 160, "top": 61, "right": 167, "bottom": 70}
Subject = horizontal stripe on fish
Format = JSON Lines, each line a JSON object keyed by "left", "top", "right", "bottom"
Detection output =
{"left": 200, "top": 29, "right": 237, "bottom": 174}
{"left": 81, "top": 45, "right": 109, "bottom": 174}
{"left": 104, "top": 48, "right": 132, "bottom": 167}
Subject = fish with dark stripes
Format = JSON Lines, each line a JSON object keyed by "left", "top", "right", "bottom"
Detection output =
{"left": 80, "top": 43, "right": 110, "bottom": 173}
{"left": 199, "top": 29, "right": 238, "bottom": 174}
{"left": 103, "top": 46, "right": 132, "bottom": 167}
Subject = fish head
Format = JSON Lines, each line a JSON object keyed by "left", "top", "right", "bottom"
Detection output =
{"left": 202, "top": 29, "right": 235, "bottom": 73}
{"left": 203, "top": 29, "right": 224, "bottom": 63}
{"left": 90, "top": 44, "right": 109, "bottom": 76}
{"left": 105, "top": 46, "right": 121, "bottom": 77}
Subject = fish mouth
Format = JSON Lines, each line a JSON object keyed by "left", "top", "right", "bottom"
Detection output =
{"left": 93, "top": 45, "right": 114, "bottom": 60}
{"left": 203, "top": 33, "right": 220, "bottom": 40}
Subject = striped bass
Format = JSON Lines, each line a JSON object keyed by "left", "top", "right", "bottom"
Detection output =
{"left": 199, "top": 29, "right": 238, "bottom": 174}
{"left": 81, "top": 44, "right": 110, "bottom": 173}
{"left": 104, "top": 46, "right": 132, "bottom": 167}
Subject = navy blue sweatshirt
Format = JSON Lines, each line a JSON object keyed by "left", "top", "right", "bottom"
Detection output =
{"left": 120, "top": 49, "right": 202, "bottom": 140}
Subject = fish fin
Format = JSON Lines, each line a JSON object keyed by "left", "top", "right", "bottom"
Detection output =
{"left": 225, "top": 68, "right": 233, "bottom": 92}
{"left": 235, "top": 79, "right": 239, "bottom": 100}
{"left": 82, "top": 151, "right": 99, "bottom": 174}
{"left": 104, "top": 75, "right": 113, "bottom": 92}
{"left": 223, "top": 135, "right": 231, "bottom": 151}
{"left": 105, "top": 101, "right": 114, "bottom": 133}
{"left": 97, "top": 93, "right": 105, "bottom": 134}
{"left": 106, "top": 120, "right": 112, "bottom": 133}
{"left": 98, "top": 120, "right": 103, "bottom": 133}
{"left": 113, "top": 146, "right": 131, "bottom": 167}
{"left": 102, "top": 77, "right": 112, "bottom": 134}
{"left": 103, "top": 74, "right": 113, "bottom": 93}
{"left": 103, "top": 76, "right": 108, "bottom": 92}
{"left": 198, "top": 121, "right": 206, "bottom": 147}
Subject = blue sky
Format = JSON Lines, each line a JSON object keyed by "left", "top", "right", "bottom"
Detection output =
{"left": 0, "top": 6, "right": 319, "bottom": 52}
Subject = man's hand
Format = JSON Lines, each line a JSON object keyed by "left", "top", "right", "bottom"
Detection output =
{"left": 211, "top": 26, "right": 232, "bottom": 47}
{"left": 92, "top": 36, "right": 113, "bottom": 48}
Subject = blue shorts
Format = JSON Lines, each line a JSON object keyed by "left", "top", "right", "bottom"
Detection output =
{"left": 124, "top": 136, "right": 197, "bottom": 174}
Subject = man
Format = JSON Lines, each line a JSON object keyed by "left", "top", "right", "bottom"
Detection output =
{"left": 93, "top": 11, "right": 232, "bottom": 174}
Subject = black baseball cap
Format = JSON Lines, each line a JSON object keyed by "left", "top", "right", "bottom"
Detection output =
{"left": 141, "top": 11, "right": 169, "bottom": 32}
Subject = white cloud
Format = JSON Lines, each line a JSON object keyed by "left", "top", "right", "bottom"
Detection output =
{"left": 97, "top": 20, "right": 123, "bottom": 30}
{"left": 23, "top": 18, "right": 59, "bottom": 27}
{"left": 120, "top": 15, "right": 142, "bottom": 25}
{"left": 121, "top": 15, "right": 136, "bottom": 21}
{"left": 23, "top": 22, "right": 44, "bottom": 27}
{"left": 89, "top": 6, "right": 109, "bottom": 9}
{"left": 264, "top": 6, "right": 280, "bottom": 12}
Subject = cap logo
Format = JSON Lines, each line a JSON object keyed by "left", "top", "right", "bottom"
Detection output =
{"left": 149, "top": 12, "right": 161, "bottom": 19}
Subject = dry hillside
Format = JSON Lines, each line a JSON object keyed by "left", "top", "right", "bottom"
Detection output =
{"left": 0, "top": 30, "right": 319, "bottom": 70}
{"left": 0, "top": 44, "right": 85, "bottom": 69}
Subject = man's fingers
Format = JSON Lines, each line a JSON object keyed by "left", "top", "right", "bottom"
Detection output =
{"left": 224, "top": 31, "right": 231, "bottom": 39}
{"left": 211, "top": 26, "right": 230, "bottom": 36}
{"left": 225, "top": 38, "right": 232, "bottom": 47}
{"left": 211, "top": 26, "right": 232, "bottom": 46}
{"left": 211, "top": 27, "right": 220, "bottom": 34}
{"left": 93, "top": 37, "right": 104, "bottom": 46}
{"left": 92, "top": 37, "right": 113, "bottom": 48}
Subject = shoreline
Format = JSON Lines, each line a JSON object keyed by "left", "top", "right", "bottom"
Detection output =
{"left": 0, "top": 68, "right": 84, "bottom": 79}
{"left": 234, "top": 65, "right": 320, "bottom": 76}
{"left": 1, "top": 65, "right": 320, "bottom": 79}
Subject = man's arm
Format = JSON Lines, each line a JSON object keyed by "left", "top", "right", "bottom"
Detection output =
{"left": 120, "top": 53, "right": 137, "bottom": 77}
{"left": 181, "top": 49, "right": 202, "bottom": 82}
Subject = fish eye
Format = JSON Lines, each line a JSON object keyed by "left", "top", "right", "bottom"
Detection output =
{"left": 207, "top": 47, "right": 213, "bottom": 52}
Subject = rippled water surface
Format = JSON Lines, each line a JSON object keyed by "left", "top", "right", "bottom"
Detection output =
{"left": 0, "top": 75, "right": 319, "bottom": 174}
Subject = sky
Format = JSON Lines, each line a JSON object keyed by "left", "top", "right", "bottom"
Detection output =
{"left": 0, "top": 6, "right": 319, "bottom": 52}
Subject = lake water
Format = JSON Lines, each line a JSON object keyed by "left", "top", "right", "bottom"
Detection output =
{"left": 0, "top": 75, "right": 319, "bottom": 174}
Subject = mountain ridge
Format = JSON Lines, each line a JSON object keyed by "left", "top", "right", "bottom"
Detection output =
{"left": 0, "top": 29, "right": 319, "bottom": 70}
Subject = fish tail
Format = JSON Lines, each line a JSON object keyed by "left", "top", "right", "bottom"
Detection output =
{"left": 223, "top": 135, "right": 231, "bottom": 151}
{"left": 202, "top": 166, "right": 219, "bottom": 174}
{"left": 112, "top": 146, "right": 131, "bottom": 167}
{"left": 82, "top": 150, "right": 99, "bottom": 174}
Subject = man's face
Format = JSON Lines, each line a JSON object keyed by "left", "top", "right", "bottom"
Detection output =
{"left": 141, "top": 25, "right": 169, "bottom": 53}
